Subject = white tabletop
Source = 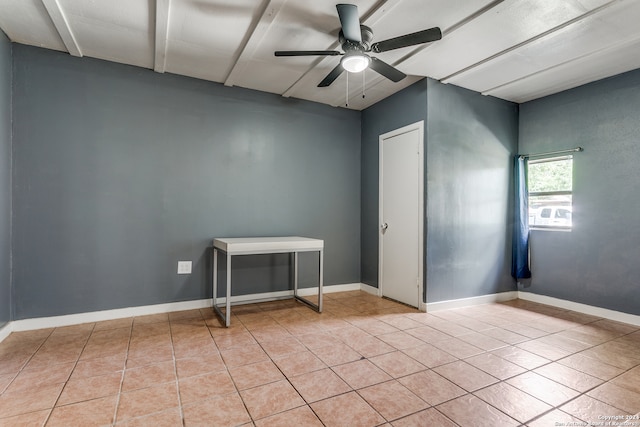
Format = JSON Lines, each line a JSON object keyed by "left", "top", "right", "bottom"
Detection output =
{"left": 213, "top": 236, "right": 324, "bottom": 255}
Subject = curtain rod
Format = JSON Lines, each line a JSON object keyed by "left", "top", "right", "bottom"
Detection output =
{"left": 519, "top": 146, "right": 583, "bottom": 159}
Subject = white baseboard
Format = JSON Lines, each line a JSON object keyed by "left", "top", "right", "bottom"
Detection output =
{"left": 0, "top": 322, "right": 12, "bottom": 342}
{"left": 5, "top": 285, "right": 638, "bottom": 345}
{"left": 11, "top": 299, "right": 214, "bottom": 332}
{"left": 298, "top": 283, "right": 362, "bottom": 296}
{"left": 6, "top": 283, "right": 366, "bottom": 337}
{"left": 426, "top": 291, "right": 519, "bottom": 312}
{"left": 518, "top": 291, "right": 640, "bottom": 327}
{"left": 360, "top": 283, "right": 381, "bottom": 296}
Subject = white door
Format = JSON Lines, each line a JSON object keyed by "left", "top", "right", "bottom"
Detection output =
{"left": 379, "top": 122, "right": 424, "bottom": 308}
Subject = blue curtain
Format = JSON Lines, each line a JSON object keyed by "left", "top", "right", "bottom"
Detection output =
{"left": 512, "top": 156, "right": 531, "bottom": 279}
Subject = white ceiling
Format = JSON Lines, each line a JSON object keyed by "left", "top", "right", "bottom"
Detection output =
{"left": 1, "top": 0, "right": 639, "bottom": 110}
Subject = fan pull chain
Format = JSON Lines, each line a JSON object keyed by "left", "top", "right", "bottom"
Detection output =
{"left": 362, "top": 71, "right": 366, "bottom": 99}
{"left": 345, "top": 72, "right": 349, "bottom": 107}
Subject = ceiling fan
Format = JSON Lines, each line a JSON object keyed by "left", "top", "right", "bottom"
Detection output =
{"left": 274, "top": 3, "right": 442, "bottom": 87}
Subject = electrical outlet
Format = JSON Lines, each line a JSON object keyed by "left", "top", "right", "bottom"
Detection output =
{"left": 177, "top": 261, "right": 192, "bottom": 274}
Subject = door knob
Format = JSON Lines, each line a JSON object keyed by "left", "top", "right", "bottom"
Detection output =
{"left": 381, "top": 223, "right": 388, "bottom": 231}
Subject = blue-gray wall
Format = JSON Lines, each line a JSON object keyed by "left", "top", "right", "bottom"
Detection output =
{"left": 8, "top": 39, "right": 639, "bottom": 321}
{"left": 0, "top": 31, "right": 11, "bottom": 328}
{"left": 361, "top": 79, "right": 428, "bottom": 288}
{"left": 426, "top": 79, "right": 518, "bottom": 303}
{"left": 519, "top": 69, "right": 640, "bottom": 316}
{"left": 12, "top": 45, "right": 361, "bottom": 320}
{"left": 361, "top": 78, "right": 518, "bottom": 304}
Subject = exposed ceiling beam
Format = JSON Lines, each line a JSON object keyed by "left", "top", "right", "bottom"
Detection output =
{"left": 483, "top": 32, "right": 640, "bottom": 100}
{"left": 224, "top": 0, "right": 288, "bottom": 87}
{"left": 440, "top": 0, "right": 619, "bottom": 85}
{"left": 154, "top": 0, "right": 171, "bottom": 73}
{"left": 281, "top": 0, "right": 398, "bottom": 98}
{"left": 392, "top": 0, "right": 506, "bottom": 70}
{"left": 41, "top": 0, "right": 82, "bottom": 57}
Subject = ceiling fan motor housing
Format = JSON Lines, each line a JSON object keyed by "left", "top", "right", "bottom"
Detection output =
{"left": 339, "top": 25, "right": 374, "bottom": 52}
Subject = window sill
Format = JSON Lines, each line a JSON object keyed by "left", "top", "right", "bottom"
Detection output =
{"left": 530, "top": 227, "right": 571, "bottom": 232}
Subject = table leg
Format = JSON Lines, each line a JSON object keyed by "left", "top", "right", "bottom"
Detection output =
{"left": 293, "top": 250, "right": 323, "bottom": 313}
{"left": 318, "top": 249, "right": 324, "bottom": 313}
{"left": 225, "top": 253, "right": 231, "bottom": 327}
{"left": 212, "top": 248, "right": 232, "bottom": 328}
{"left": 212, "top": 248, "right": 218, "bottom": 309}
{"left": 294, "top": 251, "right": 299, "bottom": 296}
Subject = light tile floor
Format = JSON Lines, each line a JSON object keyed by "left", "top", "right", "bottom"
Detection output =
{"left": 0, "top": 291, "right": 639, "bottom": 426}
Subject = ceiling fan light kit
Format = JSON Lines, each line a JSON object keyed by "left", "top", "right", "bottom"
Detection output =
{"left": 274, "top": 3, "right": 442, "bottom": 88}
{"left": 342, "top": 52, "right": 370, "bottom": 73}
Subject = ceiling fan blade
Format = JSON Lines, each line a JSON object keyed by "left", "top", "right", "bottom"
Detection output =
{"left": 369, "top": 57, "right": 406, "bottom": 82}
{"left": 371, "top": 27, "right": 442, "bottom": 53}
{"left": 275, "top": 50, "right": 341, "bottom": 57}
{"left": 336, "top": 4, "right": 362, "bottom": 43}
{"left": 318, "top": 63, "right": 345, "bottom": 87}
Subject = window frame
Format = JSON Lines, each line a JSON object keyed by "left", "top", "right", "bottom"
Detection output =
{"left": 527, "top": 155, "right": 573, "bottom": 232}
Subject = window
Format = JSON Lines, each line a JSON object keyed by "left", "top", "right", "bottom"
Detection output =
{"left": 528, "top": 155, "right": 573, "bottom": 229}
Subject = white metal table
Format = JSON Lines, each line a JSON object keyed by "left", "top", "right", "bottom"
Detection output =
{"left": 212, "top": 236, "right": 324, "bottom": 327}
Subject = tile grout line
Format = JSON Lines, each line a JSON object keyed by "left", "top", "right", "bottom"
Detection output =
{"left": 288, "top": 309, "right": 389, "bottom": 426}
{"left": 107, "top": 320, "right": 133, "bottom": 427}
{"left": 352, "top": 308, "right": 487, "bottom": 424}
{"left": 452, "top": 307, "right": 635, "bottom": 425}
{"left": 42, "top": 322, "right": 97, "bottom": 426}
{"left": 239, "top": 305, "right": 324, "bottom": 424}
{"left": 293, "top": 307, "right": 410, "bottom": 424}
{"left": 233, "top": 299, "right": 394, "bottom": 423}
{"left": 468, "top": 333, "right": 638, "bottom": 425}
{"left": 169, "top": 313, "right": 191, "bottom": 427}
{"left": 2, "top": 327, "right": 55, "bottom": 394}
{"left": 207, "top": 309, "right": 259, "bottom": 424}
{"left": 398, "top": 305, "right": 638, "bottom": 426}
{"left": 245, "top": 301, "right": 482, "bottom": 423}
{"left": 1, "top": 328, "right": 56, "bottom": 424}
{"left": 0, "top": 330, "right": 53, "bottom": 402}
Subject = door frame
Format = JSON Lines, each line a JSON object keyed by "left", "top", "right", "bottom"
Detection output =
{"left": 378, "top": 120, "right": 425, "bottom": 309}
